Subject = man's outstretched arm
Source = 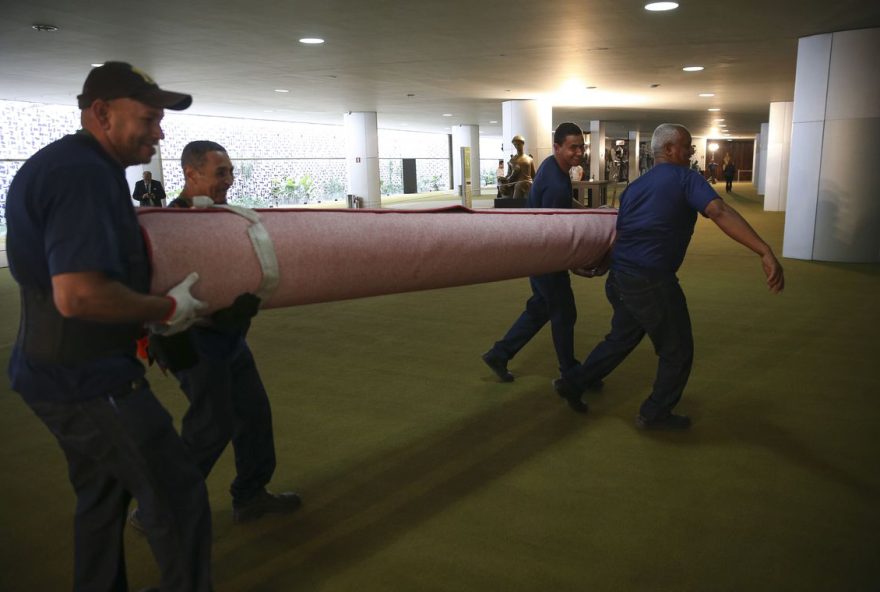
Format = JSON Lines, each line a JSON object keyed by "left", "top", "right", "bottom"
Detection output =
{"left": 704, "top": 198, "right": 785, "bottom": 294}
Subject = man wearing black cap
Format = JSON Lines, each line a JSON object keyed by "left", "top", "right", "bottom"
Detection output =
{"left": 5, "top": 62, "right": 213, "bottom": 591}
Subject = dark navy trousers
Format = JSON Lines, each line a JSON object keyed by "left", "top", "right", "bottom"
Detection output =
{"left": 489, "top": 271, "right": 578, "bottom": 376}
{"left": 568, "top": 270, "right": 694, "bottom": 420}
{"left": 174, "top": 327, "right": 277, "bottom": 505}
{"left": 27, "top": 384, "right": 213, "bottom": 592}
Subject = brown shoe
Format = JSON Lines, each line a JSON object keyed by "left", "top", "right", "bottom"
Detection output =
{"left": 233, "top": 489, "right": 302, "bottom": 523}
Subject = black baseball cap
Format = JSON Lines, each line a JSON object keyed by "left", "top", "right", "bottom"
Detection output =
{"left": 77, "top": 61, "right": 192, "bottom": 110}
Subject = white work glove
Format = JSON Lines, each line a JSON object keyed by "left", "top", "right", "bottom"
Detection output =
{"left": 152, "top": 272, "right": 208, "bottom": 336}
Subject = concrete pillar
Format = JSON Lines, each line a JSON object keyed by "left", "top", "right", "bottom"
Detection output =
{"left": 589, "top": 120, "right": 606, "bottom": 181}
{"left": 344, "top": 111, "right": 381, "bottom": 208}
{"left": 628, "top": 131, "right": 640, "bottom": 181}
{"left": 752, "top": 132, "right": 761, "bottom": 187}
{"left": 783, "top": 28, "right": 880, "bottom": 262}
{"left": 501, "top": 99, "right": 552, "bottom": 167}
{"left": 757, "top": 123, "right": 769, "bottom": 194}
{"left": 452, "top": 125, "right": 481, "bottom": 194}
{"left": 764, "top": 102, "right": 793, "bottom": 211}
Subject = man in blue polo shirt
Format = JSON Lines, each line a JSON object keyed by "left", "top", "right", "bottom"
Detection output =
{"left": 553, "top": 123, "right": 784, "bottom": 429}
{"left": 481, "top": 123, "right": 592, "bottom": 410}
{"left": 6, "top": 62, "right": 213, "bottom": 591}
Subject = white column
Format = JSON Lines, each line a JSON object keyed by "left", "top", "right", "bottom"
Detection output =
{"left": 764, "top": 102, "right": 793, "bottom": 211}
{"left": 783, "top": 28, "right": 880, "bottom": 262}
{"left": 344, "top": 111, "right": 380, "bottom": 208}
{"left": 589, "top": 120, "right": 606, "bottom": 181}
{"left": 752, "top": 132, "right": 760, "bottom": 187}
{"left": 452, "top": 125, "right": 481, "bottom": 194}
{"left": 757, "top": 123, "right": 769, "bottom": 194}
{"left": 501, "top": 100, "right": 552, "bottom": 166}
{"left": 628, "top": 131, "right": 640, "bottom": 181}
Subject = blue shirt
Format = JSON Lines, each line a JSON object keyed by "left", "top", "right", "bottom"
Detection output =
{"left": 611, "top": 163, "right": 718, "bottom": 275}
{"left": 527, "top": 155, "right": 571, "bottom": 209}
{"left": 6, "top": 132, "right": 147, "bottom": 403}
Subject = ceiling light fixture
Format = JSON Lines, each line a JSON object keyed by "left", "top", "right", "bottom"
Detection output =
{"left": 274, "top": 89, "right": 289, "bottom": 93}
{"left": 682, "top": 66, "right": 704, "bottom": 72}
{"left": 299, "top": 38, "right": 324, "bottom": 44}
{"left": 644, "top": 2, "right": 679, "bottom": 11}
{"left": 91, "top": 63, "right": 104, "bottom": 67}
{"left": 708, "top": 108, "right": 721, "bottom": 112}
{"left": 699, "top": 93, "right": 715, "bottom": 97}
{"left": 31, "top": 23, "right": 59, "bottom": 32}
{"left": 442, "top": 113, "right": 453, "bottom": 117}
{"left": 490, "top": 120, "right": 497, "bottom": 124}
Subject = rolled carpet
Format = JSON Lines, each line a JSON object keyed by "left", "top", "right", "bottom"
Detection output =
{"left": 138, "top": 205, "right": 617, "bottom": 313}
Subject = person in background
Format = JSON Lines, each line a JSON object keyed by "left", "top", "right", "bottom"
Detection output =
{"left": 133, "top": 169, "right": 166, "bottom": 206}
{"left": 553, "top": 123, "right": 784, "bottom": 427}
{"left": 723, "top": 156, "right": 736, "bottom": 193}
{"left": 5, "top": 61, "right": 213, "bottom": 592}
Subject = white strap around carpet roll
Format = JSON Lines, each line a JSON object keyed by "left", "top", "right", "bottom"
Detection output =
{"left": 137, "top": 206, "right": 617, "bottom": 314}
{"left": 214, "top": 204, "right": 280, "bottom": 305}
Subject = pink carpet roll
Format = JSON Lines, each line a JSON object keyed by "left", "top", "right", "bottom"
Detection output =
{"left": 137, "top": 206, "right": 617, "bottom": 313}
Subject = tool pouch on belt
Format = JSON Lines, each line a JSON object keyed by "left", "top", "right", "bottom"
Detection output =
{"left": 148, "top": 331, "right": 199, "bottom": 373}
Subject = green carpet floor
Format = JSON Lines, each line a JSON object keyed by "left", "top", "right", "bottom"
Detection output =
{"left": 1, "top": 182, "right": 878, "bottom": 591}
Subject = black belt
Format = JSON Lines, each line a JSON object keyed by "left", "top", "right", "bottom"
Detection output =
{"left": 106, "top": 377, "right": 148, "bottom": 399}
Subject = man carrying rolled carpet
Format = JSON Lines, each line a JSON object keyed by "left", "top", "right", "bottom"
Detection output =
{"left": 132, "top": 140, "right": 302, "bottom": 532}
{"left": 482, "top": 123, "right": 600, "bottom": 412}
{"left": 6, "top": 61, "right": 213, "bottom": 592}
{"left": 553, "top": 123, "right": 784, "bottom": 428}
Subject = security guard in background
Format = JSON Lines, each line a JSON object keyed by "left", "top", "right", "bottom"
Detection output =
{"left": 6, "top": 62, "right": 213, "bottom": 592}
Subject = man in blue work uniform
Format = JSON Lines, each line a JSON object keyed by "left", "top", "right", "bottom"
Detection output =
{"left": 553, "top": 124, "right": 785, "bottom": 428}
{"left": 137, "top": 140, "right": 301, "bottom": 527}
{"left": 6, "top": 62, "right": 214, "bottom": 591}
{"left": 481, "top": 123, "right": 595, "bottom": 412}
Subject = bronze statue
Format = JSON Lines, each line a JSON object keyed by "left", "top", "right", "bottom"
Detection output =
{"left": 498, "top": 135, "right": 536, "bottom": 199}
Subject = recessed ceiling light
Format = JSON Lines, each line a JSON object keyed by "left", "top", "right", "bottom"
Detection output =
{"left": 91, "top": 63, "right": 104, "bottom": 67}
{"left": 31, "top": 23, "right": 59, "bottom": 32}
{"left": 708, "top": 108, "right": 721, "bottom": 112}
{"left": 490, "top": 120, "right": 498, "bottom": 124}
{"left": 299, "top": 38, "right": 324, "bottom": 44}
{"left": 682, "top": 66, "right": 704, "bottom": 72}
{"left": 644, "top": 2, "right": 679, "bottom": 11}
{"left": 715, "top": 118, "right": 725, "bottom": 122}
{"left": 274, "top": 89, "right": 289, "bottom": 93}
{"left": 699, "top": 93, "right": 715, "bottom": 97}
{"left": 442, "top": 113, "right": 453, "bottom": 117}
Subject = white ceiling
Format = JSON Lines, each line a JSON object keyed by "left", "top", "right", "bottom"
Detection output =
{"left": 2, "top": 0, "right": 878, "bottom": 140}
